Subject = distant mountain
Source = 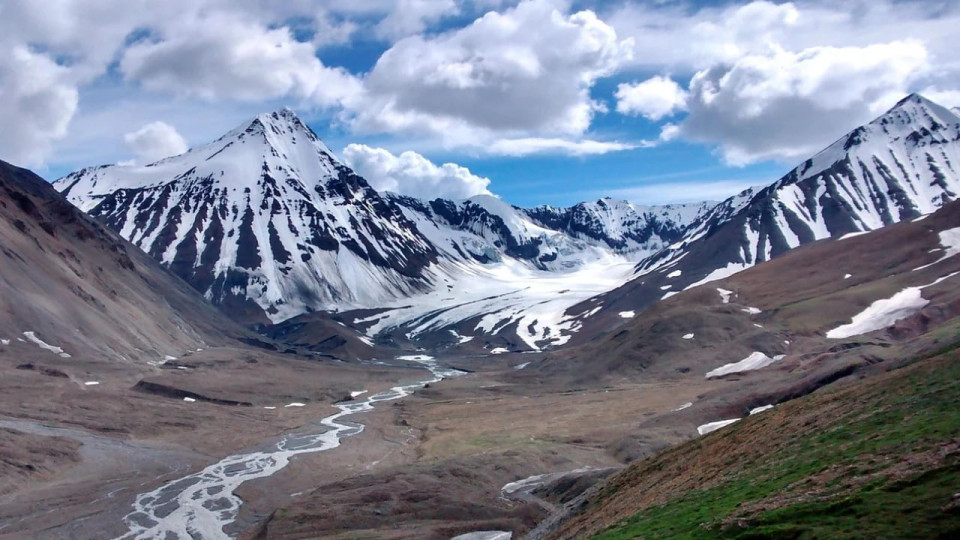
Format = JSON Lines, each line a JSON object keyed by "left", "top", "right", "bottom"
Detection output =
{"left": 55, "top": 94, "right": 960, "bottom": 349}
{"left": 580, "top": 94, "right": 960, "bottom": 329}
{"left": 55, "top": 111, "right": 709, "bottom": 346}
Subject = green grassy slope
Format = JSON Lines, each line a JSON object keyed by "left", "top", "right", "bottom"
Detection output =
{"left": 549, "top": 342, "right": 960, "bottom": 540}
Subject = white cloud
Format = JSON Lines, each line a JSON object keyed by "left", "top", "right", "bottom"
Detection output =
{"left": 677, "top": 41, "right": 929, "bottom": 165}
{"left": 0, "top": 46, "right": 78, "bottom": 167}
{"left": 342, "top": 144, "right": 492, "bottom": 200}
{"left": 347, "top": 0, "right": 634, "bottom": 142}
{"left": 487, "top": 137, "right": 639, "bottom": 156}
{"left": 374, "top": 0, "right": 459, "bottom": 40}
{"left": 615, "top": 76, "right": 687, "bottom": 120}
{"left": 123, "top": 121, "right": 189, "bottom": 164}
{"left": 120, "top": 11, "right": 361, "bottom": 105}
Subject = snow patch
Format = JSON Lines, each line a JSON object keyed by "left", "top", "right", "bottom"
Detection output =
{"left": 183, "top": 397, "right": 196, "bottom": 402}
{"left": 750, "top": 404, "right": 774, "bottom": 415}
{"left": 706, "top": 352, "right": 784, "bottom": 378}
{"left": 717, "top": 288, "right": 733, "bottom": 304}
{"left": 697, "top": 418, "right": 740, "bottom": 435}
{"left": 682, "top": 333, "right": 694, "bottom": 340}
{"left": 489, "top": 347, "right": 509, "bottom": 355}
{"left": 838, "top": 231, "right": 869, "bottom": 241}
{"left": 667, "top": 269, "right": 682, "bottom": 278}
{"left": 284, "top": 402, "right": 306, "bottom": 408}
{"left": 673, "top": 402, "right": 693, "bottom": 411}
{"left": 618, "top": 311, "right": 635, "bottom": 319}
{"left": 23, "top": 332, "right": 70, "bottom": 358}
{"left": 913, "top": 227, "right": 960, "bottom": 272}
{"left": 742, "top": 307, "right": 761, "bottom": 315}
{"left": 514, "top": 362, "right": 530, "bottom": 370}
{"left": 686, "top": 263, "right": 750, "bottom": 291}
{"left": 0, "top": 339, "right": 8, "bottom": 345}
{"left": 451, "top": 532, "right": 511, "bottom": 540}
{"left": 844, "top": 273, "right": 852, "bottom": 279}
{"left": 84, "top": 381, "right": 100, "bottom": 386}
{"left": 350, "top": 391, "right": 367, "bottom": 398}
{"left": 826, "top": 287, "right": 928, "bottom": 339}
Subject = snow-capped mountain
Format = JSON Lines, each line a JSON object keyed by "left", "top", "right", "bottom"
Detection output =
{"left": 57, "top": 110, "right": 442, "bottom": 324}
{"left": 587, "top": 94, "right": 960, "bottom": 325}
{"left": 55, "top": 110, "right": 706, "bottom": 340}
{"left": 55, "top": 94, "right": 960, "bottom": 349}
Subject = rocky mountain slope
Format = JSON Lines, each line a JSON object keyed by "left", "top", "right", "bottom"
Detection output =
{"left": 0, "top": 158, "right": 247, "bottom": 365}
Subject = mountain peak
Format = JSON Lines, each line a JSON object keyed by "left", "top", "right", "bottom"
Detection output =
{"left": 884, "top": 93, "right": 958, "bottom": 126}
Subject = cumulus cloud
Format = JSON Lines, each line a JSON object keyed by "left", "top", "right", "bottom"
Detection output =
{"left": 374, "top": 0, "right": 459, "bottom": 40}
{"left": 342, "top": 144, "right": 492, "bottom": 200}
{"left": 123, "top": 121, "right": 189, "bottom": 164}
{"left": 0, "top": 46, "right": 79, "bottom": 167}
{"left": 348, "top": 0, "right": 634, "bottom": 142}
{"left": 615, "top": 76, "right": 687, "bottom": 120}
{"left": 676, "top": 41, "right": 929, "bottom": 165}
{"left": 120, "top": 11, "right": 361, "bottom": 105}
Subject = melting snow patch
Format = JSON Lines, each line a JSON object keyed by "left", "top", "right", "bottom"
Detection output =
{"left": 284, "top": 402, "right": 306, "bottom": 408}
{"left": 913, "top": 227, "right": 960, "bottom": 271}
{"left": 826, "top": 287, "right": 928, "bottom": 339}
{"left": 706, "top": 352, "right": 784, "bottom": 378}
{"left": 673, "top": 402, "right": 693, "bottom": 411}
{"left": 682, "top": 333, "right": 694, "bottom": 340}
{"left": 742, "top": 307, "right": 762, "bottom": 315}
{"left": 451, "top": 531, "right": 512, "bottom": 540}
{"left": 84, "top": 381, "right": 100, "bottom": 386}
{"left": 514, "top": 362, "right": 530, "bottom": 370}
{"left": 750, "top": 405, "right": 774, "bottom": 415}
{"left": 667, "top": 269, "right": 682, "bottom": 278}
{"left": 838, "top": 231, "right": 869, "bottom": 241}
{"left": 685, "top": 263, "right": 750, "bottom": 291}
{"left": 489, "top": 347, "right": 509, "bottom": 355}
{"left": 183, "top": 397, "right": 196, "bottom": 402}
{"left": 618, "top": 311, "right": 635, "bottom": 318}
{"left": 23, "top": 332, "right": 70, "bottom": 358}
{"left": 717, "top": 288, "right": 733, "bottom": 304}
{"left": 697, "top": 418, "right": 740, "bottom": 436}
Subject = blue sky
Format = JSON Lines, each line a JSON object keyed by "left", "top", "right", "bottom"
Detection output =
{"left": 2, "top": 0, "right": 959, "bottom": 207}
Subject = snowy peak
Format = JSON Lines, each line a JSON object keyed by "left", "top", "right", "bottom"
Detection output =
{"left": 624, "top": 93, "right": 960, "bottom": 309}
{"left": 56, "top": 110, "right": 439, "bottom": 324}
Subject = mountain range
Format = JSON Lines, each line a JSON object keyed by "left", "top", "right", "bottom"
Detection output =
{"left": 54, "top": 94, "right": 960, "bottom": 350}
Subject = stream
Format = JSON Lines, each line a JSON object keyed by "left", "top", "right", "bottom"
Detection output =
{"left": 119, "top": 355, "right": 462, "bottom": 540}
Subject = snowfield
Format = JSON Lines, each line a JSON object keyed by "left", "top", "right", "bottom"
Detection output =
{"left": 358, "top": 254, "right": 639, "bottom": 350}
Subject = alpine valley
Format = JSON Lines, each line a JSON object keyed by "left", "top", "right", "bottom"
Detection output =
{"left": 1, "top": 93, "right": 959, "bottom": 540}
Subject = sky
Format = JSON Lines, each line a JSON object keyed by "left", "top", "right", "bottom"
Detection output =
{"left": 1, "top": 0, "right": 959, "bottom": 207}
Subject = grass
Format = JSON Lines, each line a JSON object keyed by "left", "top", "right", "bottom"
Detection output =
{"left": 589, "top": 349, "right": 960, "bottom": 539}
